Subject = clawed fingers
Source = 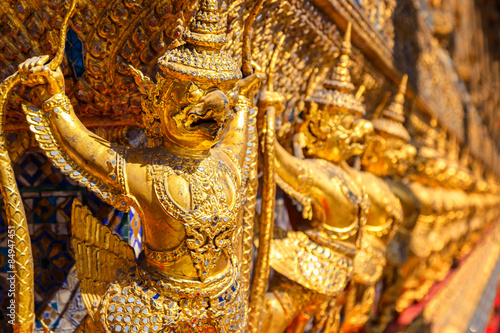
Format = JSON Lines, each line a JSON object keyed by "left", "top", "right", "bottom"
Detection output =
{"left": 19, "top": 57, "right": 51, "bottom": 86}
{"left": 18, "top": 55, "right": 50, "bottom": 75}
{"left": 35, "top": 55, "right": 50, "bottom": 67}
{"left": 29, "top": 65, "right": 51, "bottom": 76}
{"left": 23, "top": 74, "right": 47, "bottom": 87}
{"left": 19, "top": 59, "right": 34, "bottom": 82}
{"left": 238, "top": 73, "right": 266, "bottom": 96}
{"left": 20, "top": 65, "right": 49, "bottom": 86}
{"left": 19, "top": 57, "right": 34, "bottom": 74}
{"left": 17, "top": 55, "right": 63, "bottom": 97}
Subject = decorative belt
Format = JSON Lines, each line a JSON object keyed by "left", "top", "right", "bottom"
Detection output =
{"left": 144, "top": 242, "right": 189, "bottom": 267}
{"left": 364, "top": 217, "right": 394, "bottom": 238}
{"left": 312, "top": 218, "right": 360, "bottom": 241}
{"left": 304, "top": 229, "right": 357, "bottom": 258}
{"left": 139, "top": 257, "right": 239, "bottom": 299}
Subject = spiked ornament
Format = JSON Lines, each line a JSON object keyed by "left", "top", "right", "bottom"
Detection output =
{"left": 159, "top": 0, "right": 241, "bottom": 84}
{"left": 372, "top": 75, "right": 411, "bottom": 142}
{"left": 308, "top": 23, "right": 365, "bottom": 115}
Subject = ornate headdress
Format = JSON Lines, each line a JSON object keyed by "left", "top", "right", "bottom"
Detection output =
{"left": 158, "top": 0, "right": 241, "bottom": 84}
{"left": 372, "top": 75, "right": 411, "bottom": 142}
{"left": 130, "top": 0, "right": 241, "bottom": 139}
{"left": 307, "top": 23, "right": 365, "bottom": 116}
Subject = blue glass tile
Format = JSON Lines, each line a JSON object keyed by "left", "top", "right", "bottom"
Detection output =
{"left": 0, "top": 248, "right": 10, "bottom": 273}
{"left": 67, "top": 29, "right": 77, "bottom": 43}
{"left": 74, "top": 39, "right": 82, "bottom": 50}
{"left": 65, "top": 28, "right": 85, "bottom": 78}
{"left": 70, "top": 48, "right": 80, "bottom": 61}
{"left": 74, "top": 60, "right": 85, "bottom": 77}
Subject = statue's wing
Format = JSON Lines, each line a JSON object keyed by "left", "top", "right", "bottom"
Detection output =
{"left": 71, "top": 199, "right": 136, "bottom": 320}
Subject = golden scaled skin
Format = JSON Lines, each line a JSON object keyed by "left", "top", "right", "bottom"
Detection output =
{"left": 17, "top": 1, "right": 264, "bottom": 331}
{"left": 0, "top": 73, "right": 35, "bottom": 333}
{"left": 0, "top": 3, "right": 78, "bottom": 331}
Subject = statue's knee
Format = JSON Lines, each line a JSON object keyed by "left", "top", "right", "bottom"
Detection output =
{"left": 260, "top": 292, "right": 290, "bottom": 333}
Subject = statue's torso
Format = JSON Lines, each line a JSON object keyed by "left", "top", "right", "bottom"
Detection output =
{"left": 387, "top": 179, "right": 420, "bottom": 230}
{"left": 270, "top": 158, "right": 369, "bottom": 295}
{"left": 359, "top": 171, "right": 403, "bottom": 243}
{"left": 127, "top": 147, "right": 243, "bottom": 281}
{"left": 385, "top": 179, "right": 421, "bottom": 265}
{"left": 308, "top": 159, "right": 366, "bottom": 239}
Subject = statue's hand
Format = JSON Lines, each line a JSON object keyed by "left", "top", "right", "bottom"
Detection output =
{"left": 236, "top": 73, "right": 266, "bottom": 99}
{"left": 18, "top": 55, "right": 65, "bottom": 101}
{"left": 258, "top": 90, "right": 285, "bottom": 116}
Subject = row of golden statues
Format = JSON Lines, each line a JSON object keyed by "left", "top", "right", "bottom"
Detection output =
{"left": 1, "top": 0, "right": 499, "bottom": 332}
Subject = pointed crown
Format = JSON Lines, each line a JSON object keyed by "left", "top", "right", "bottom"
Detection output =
{"left": 308, "top": 23, "right": 365, "bottom": 115}
{"left": 372, "top": 75, "right": 411, "bottom": 142}
{"left": 158, "top": 0, "right": 241, "bottom": 84}
{"left": 185, "top": 0, "right": 227, "bottom": 48}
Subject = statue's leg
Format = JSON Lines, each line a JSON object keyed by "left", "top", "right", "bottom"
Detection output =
{"left": 396, "top": 256, "right": 425, "bottom": 311}
{"left": 341, "top": 283, "right": 375, "bottom": 332}
{"left": 367, "top": 264, "right": 402, "bottom": 333}
{"left": 311, "top": 297, "right": 341, "bottom": 333}
{"left": 261, "top": 274, "right": 317, "bottom": 333}
{"left": 323, "top": 302, "right": 342, "bottom": 333}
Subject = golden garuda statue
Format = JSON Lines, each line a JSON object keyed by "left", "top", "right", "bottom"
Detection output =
{"left": 257, "top": 24, "right": 374, "bottom": 333}
{"left": 344, "top": 75, "right": 418, "bottom": 333}
{"left": 1, "top": 0, "right": 266, "bottom": 331}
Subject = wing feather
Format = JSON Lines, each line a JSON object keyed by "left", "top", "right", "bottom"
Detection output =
{"left": 71, "top": 199, "right": 136, "bottom": 319}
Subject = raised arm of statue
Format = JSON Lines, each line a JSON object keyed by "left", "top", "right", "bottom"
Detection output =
{"left": 274, "top": 139, "right": 312, "bottom": 193}
{"left": 219, "top": 73, "right": 265, "bottom": 170}
{"left": 257, "top": 90, "right": 314, "bottom": 220}
{"left": 18, "top": 56, "right": 131, "bottom": 211}
{"left": 257, "top": 91, "right": 307, "bottom": 193}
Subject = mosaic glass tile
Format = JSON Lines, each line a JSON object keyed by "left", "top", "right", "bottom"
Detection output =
{"left": 129, "top": 207, "right": 143, "bottom": 257}
{"left": 65, "top": 28, "right": 86, "bottom": 78}
{"left": 32, "top": 226, "right": 75, "bottom": 299}
{"left": 35, "top": 267, "right": 88, "bottom": 332}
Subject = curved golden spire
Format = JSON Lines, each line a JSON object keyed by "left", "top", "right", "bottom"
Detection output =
{"left": 324, "top": 23, "right": 354, "bottom": 94}
{"left": 372, "top": 74, "right": 411, "bottom": 142}
{"left": 158, "top": 0, "right": 241, "bottom": 84}
{"left": 308, "top": 22, "right": 365, "bottom": 115}
{"left": 382, "top": 74, "right": 407, "bottom": 123}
